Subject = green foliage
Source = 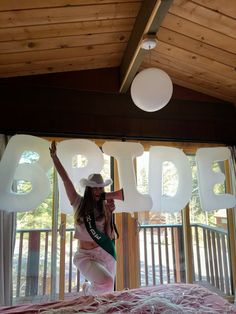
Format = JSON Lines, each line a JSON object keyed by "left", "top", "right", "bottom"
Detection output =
{"left": 17, "top": 194, "right": 53, "bottom": 229}
{"left": 16, "top": 151, "right": 54, "bottom": 229}
{"left": 16, "top": 151, "right": 227, "bottom": 230}
{"left": 136, "top": 153, "right": 227, "bottom": 227}
{"left": 189, "top": 156, "right": 225, "bottom": 227}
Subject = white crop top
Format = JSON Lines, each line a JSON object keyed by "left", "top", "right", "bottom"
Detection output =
{"left": 72, "top": 194, "right": 105, "bottom": 242}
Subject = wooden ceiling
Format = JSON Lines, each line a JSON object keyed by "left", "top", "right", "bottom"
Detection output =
{"left": 0, "top": 0, "right": 235, "bottom": 103}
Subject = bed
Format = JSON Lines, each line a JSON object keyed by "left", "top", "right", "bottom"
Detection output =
{"left": 1, "top": 284, "right": 235, "bottom": 313}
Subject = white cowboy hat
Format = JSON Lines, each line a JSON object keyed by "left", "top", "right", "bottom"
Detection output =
{"left": 80, "top": 173, "right": 113, "bottom": 188}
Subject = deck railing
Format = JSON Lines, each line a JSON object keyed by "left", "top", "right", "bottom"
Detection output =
{"left": 13, "top": 227, "right": 81, "bottom": 303}
{"left": 140, "top": 223, "right": 233, "bottom": 296}
{"left": 139, "top": 224, "right": 185, "bottom": 286}
{"left": 191, "top": 223, "right": 232, "bottom": 295}
{"left": 13, "top": 223, "right": 233, "bottom": 303}
{"left": 14, "top": 228, "right": 54, "bottom": 300}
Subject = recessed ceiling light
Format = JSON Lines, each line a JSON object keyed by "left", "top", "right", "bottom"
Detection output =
{"left": 141, "top": 35, "right": 158, "bottom": 50}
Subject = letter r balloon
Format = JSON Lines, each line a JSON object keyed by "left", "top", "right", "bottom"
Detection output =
{"left": 57, "top": 139, "right": 104, "bottom": 213}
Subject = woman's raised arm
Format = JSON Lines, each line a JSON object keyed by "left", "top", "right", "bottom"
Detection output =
{"left": 49, "top": 141, "right": 78, "bottom": 205}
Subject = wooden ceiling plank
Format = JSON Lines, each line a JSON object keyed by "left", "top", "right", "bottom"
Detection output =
{"left": 0, "top": 18, "right": 135, "bottom": 42}
{"left": 158, "top": 27, "right": 236, "bottom": 68}
{"left": 148, "top": 51, "right": 236, "bottom": 91}
{"left": 0, "top": 43, "right": 126, "bottom": 66}
{"left": 153, "top": 41, "right": 236, "bottom": 80}
{"left": 0, "top": 31, "right": 130, "bottom": 54}
{"left": 0, "top": 53, "right": 123, "bottom": 77}
{"left": 162, "top": 13, "right": 236, "bottom": 54}
{"left": 147, "top": 70, "right": 236, "bottom": 102}
{"left": 141, "top": 60, "right": 235, "bottom": 102}
{"left": 0, "top": 3, "right": 141, "bottom": 28}
{"left": 192, "top": 0, "right": 236, "bottom": 19}
{"left": 170, "top": 0, "right": 236, "bottom": 39}
{"left": 172, "top": 77, "right": 235, "bottom": 103}
{"left": 119, "top": 0, "right": 173, "bottom": 93}
{"left": 146, "top": 59, "right": 236, "bottom": 96}
{"left": 0, "top": 0, "right": 142, "bottom": 12}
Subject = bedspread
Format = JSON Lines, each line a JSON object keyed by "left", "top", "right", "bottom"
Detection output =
{"left": 0, "top": 283, "right": 235, "bottom": 314}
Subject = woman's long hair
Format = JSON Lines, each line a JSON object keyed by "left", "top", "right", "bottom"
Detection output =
{"left": 74, "top": 186, "right": 119, "bottom": 239}
{"left": 74, "top": 186, "right": 103, "bottom": 224}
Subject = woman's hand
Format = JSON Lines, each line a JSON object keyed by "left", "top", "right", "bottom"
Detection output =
{"left": 49, "top": 140, "right": 57, "bottom": 158}
{"left": 106, "top": 199, "right": 115, "bottom": 213}
{"left": 105, "top": 199, "right": 116, "bottom": 239}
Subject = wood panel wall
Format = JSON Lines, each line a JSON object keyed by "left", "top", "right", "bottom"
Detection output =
{"left": 0, "top": 68, "right": 235, "bottom": 144}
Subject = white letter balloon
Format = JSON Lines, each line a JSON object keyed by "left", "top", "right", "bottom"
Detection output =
{"left": 196, "top": 147, "right": 236, "bottom": 211}
{"left": 57, "top": 139, "right": 104, "bottom": 214}
{"left": 149, "top": 146, "right": 192, "bottom": 213}
{"left": 0, "top": 135, "right": 52, "bottom": 212}
{"left": 102, "top": 141, "right": 153, "bottom": 212}
{"left": 131, "top": 68, "right": 173, "bottom": 112}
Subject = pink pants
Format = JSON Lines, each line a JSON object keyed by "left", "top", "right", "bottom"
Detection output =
{"left": 73, "top": 246, "right": 116, "bottom": 295}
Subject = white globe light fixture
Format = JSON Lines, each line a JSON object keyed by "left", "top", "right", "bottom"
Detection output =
{"left": 131, "top": 67, "right": 173, "bottom": 112}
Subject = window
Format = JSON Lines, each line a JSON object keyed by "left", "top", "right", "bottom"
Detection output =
{"left": 12, "top": 139, "right": 235, "bottom": 303}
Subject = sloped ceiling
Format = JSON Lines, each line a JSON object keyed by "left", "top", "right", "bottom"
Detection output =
{"left": 0, "top": 0, "right": 235, "bottom": 103}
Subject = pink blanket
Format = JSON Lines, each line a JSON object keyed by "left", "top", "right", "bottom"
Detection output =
{"left": 0, "top": 284, "right": 235, "bottom": 313}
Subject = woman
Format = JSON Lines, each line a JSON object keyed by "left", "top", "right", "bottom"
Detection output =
{"left": 49, "top": 141, "right": 118, "bottom": 295}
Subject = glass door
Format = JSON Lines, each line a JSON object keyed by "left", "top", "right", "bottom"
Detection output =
{"left": 12, "top": 151, "right": 59, "bottom": 304}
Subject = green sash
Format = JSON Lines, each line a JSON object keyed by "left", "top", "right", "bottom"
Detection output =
{"left": 84, "top": 213, "right": 116, "bottom": 260}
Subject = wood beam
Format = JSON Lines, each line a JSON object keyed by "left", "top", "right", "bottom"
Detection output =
{"left": 119, "top": 0, "right": 173, "bottom": 93}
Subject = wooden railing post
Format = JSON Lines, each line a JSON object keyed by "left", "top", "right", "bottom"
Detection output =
{"left": 114, "top": 160, "right": 140, "bottom": 290}
{"left": 182, "top": 204, "right": 193, "bottom": 283}
{"left": 225, "top": 160, "right": 236, "bottom": 297}
{"left": 114, "top": 159, "right": 124, "bottom": 290}
{"left": 25, "top": 231, "right": 40, "bottom": 296}
{"left": 59, "top": 214, "right": 66, "bottom": 299}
